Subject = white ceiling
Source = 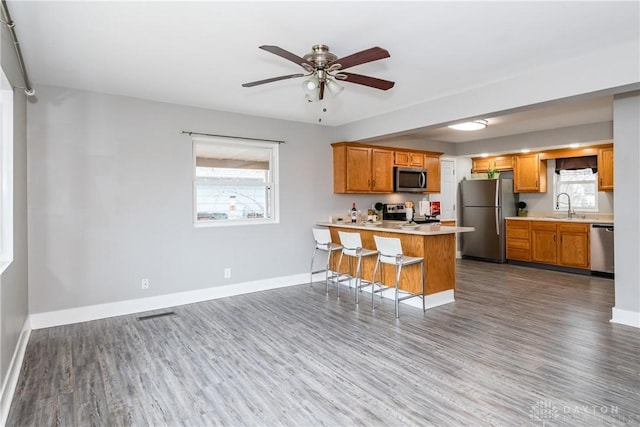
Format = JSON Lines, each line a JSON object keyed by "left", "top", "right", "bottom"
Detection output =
{"left": 8, "top": 1, "right": 639, "bottom": 139}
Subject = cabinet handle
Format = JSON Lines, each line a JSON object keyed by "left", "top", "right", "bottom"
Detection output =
{"left": 372, "top": 180, "right": 376, "bottom": 188}
{"left": 553, "top": 234, "right": 556, "bottom": 242}
{"left": 600, "top": 178, "right": 603, "bottom": 186}
{"left": 368, "top": 179, "right": 371, "bottom": 188}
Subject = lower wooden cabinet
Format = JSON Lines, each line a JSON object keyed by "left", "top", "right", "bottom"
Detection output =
{"left": 506, "top": 220, "right": 531, "bottom": 261}
{"left": 506, "top": 219, "right": 590, "bottom": 270}
{"left": 557, "top": 223, "right": 590, "bottom": 269}
{"left": 531, "top": 221, "right": 558, "bottom": 264}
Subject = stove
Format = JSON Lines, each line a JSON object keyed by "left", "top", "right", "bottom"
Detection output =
{"left": 382, "top": 203, "right": 440, "bottom": 224}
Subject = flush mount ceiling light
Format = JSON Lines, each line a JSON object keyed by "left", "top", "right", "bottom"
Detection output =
{"left": 448, "top": 119, "right": 488, "bottom": 131}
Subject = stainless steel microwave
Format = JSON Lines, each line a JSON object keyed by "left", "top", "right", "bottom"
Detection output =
{"left": 394, "top": 167, "right": 427, "bottom": 192}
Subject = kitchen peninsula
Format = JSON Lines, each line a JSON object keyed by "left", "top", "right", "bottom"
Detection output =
{"left": 316, "top": 221, "right": 474, "bottom": 308}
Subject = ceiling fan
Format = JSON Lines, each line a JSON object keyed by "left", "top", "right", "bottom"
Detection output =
{"left": 242, "top": 44, "right": 395, "bottom": 101}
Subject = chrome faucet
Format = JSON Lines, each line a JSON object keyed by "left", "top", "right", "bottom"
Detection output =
{"left": 556, "top": 192, "right": 574, "bottom": 219}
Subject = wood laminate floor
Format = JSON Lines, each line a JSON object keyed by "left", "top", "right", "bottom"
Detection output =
{"left": 7, "top": 260, "right": 640, "bottom": 426}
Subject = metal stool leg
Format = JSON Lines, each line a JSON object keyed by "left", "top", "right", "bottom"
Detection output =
{"left": 421, "top": 261, "right": 426, "bottom": 312}
{"left": 309, "top": 246, "right": 318, "bottom": 286}
{"left": 395, "top": 262, "right": 403, "bottom": 319}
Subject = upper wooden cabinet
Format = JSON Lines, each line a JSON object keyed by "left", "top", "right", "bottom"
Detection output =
{"left": 333, "top": 143, "right": 394, "bottom": 193}
{"left": 332, "top": 142, "right": 442, "bottom": 194}
{"left": 514, "top": 154, "right": 547, "bottom": 193}
{"left": 598, "top": 147, "right": 614, "bottom": 191}
{"left": 472, "top": 155, "right": 513, "bottom": 173}
{"left": 395, "top": 151, "right": 424, "bottom": 168}
{"left": 423, "top": 155, "right": 441, "bottom": 193}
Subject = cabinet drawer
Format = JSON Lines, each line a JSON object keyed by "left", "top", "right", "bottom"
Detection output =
{"left": 508, "top": 228, "right": 529, "bottom": 240}
{"left": 557, "top": 223, "right": 589, "bottom": 234}
{"left": 507, "top": 247, "right": 531, "bottom": 261}
{"left": 531, "top": 221, "right": 556, "bottom": 231}
{"left": 507, "top": 238, "right": 530, "bottom": 250}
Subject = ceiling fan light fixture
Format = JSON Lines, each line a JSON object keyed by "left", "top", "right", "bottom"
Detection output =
{"left": 448, "top": 119, "right": 488, "bottom": 131}
{"left": 326, "top": 79, "right": 344, "bottom": 97}
{"left": 302, "top": 76, "right": 319, "bottom": 93}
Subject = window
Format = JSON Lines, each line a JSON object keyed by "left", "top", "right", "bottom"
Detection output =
{"left": 192, "top": 135, "right": 279, "bottom": 226}
{"left": 553, "top": 168, "right": 598, "bottom": 212}
{"left": 0, "top": 67, "right": 13, "bottom": 272}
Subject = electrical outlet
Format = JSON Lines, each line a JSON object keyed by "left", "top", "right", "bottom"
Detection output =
{"left": 224, "top": 268, "right": 231, "bottom": 279}
{"left": 141, "top": 278, "right": 149, "bottom": 289}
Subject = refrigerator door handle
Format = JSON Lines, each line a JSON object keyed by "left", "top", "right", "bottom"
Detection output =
{"left": 495, "top": 207, "right": 500, "bottom": 236}
{"left": 495, "top": 179, "right": 500, "bottom": 207}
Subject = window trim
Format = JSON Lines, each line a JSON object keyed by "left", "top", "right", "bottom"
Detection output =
{"left": 0, "top": 68, "right": 14, "bottom": 273}
{"left": 192, "top": 135, "right": 280, "bottom": 227}
{"left": 552, "top": 167, "right": 599, "bottom": 213}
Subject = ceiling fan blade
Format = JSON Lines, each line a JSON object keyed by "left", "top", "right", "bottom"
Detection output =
{"left": 330, "top": 47, "right": 390, "bottom": 71}
{"left": 339, "top": 72, "right": 395, "bottom": 91}
{"left": 242, "top": 74, "right": 305, "bottom": 87}
{"left": 259, "top": 45, "right": 313, "bottom": 68}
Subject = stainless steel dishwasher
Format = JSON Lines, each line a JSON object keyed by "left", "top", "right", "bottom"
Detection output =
{"left": 591, "top": 224, "right": 614, "bottom": 277}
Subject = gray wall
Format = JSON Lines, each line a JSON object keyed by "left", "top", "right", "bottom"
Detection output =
{"left": 454, "top": 121, "right": 613, "bottom": 157}
{"left": 0, "top": 28, "right": 29, "bottom": 390}
{"left": 27, "top": 85, "right": 346, "bottom": 314}
{"left": 613, "top": 92, "right": 640, "bottom": 317}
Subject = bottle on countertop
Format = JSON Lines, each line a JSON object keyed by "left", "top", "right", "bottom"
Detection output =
{"left": 351, "top": 202, "right": 358, "bottom": 223}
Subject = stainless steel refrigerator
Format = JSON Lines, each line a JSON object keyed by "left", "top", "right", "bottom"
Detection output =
{"left": 461, "top": 178, "right": 516, "bottom": 263}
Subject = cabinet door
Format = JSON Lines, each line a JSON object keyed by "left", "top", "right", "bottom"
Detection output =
{"left": 395, "top": 151, "right": 424, "bottom": 167}
{"left": 409, "top": 153, "right": 424, "bottom": 167}
{"left": 472, "top": 158, "right": 492, "bottom": 172}
{"left": 394, "top": 151, "right": 409, "bottom": 166}
{"left": 514, "top": 154, "right": 547, "bottom": 193}
{"left": 345, "top": 146, "right": 372, "bottom": 192}
{"left": 493, "top": 156, "right": 514, "bottom": 171}
{"left": 598, "top": 147, "right": 614, "bottom": 191}
{"left": 371, "top": 149, "right": 394, "bottom": 192}
{"left": 424, "top": 155, "right": 441, "bottom": 193}
{"left": 558, "top": 223, "right": 590, "bottom": 269}
{"left": 531, "top": 222, "right": 557, "bottom": 264}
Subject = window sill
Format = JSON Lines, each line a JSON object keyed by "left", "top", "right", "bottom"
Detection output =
{"left": 0, "top": 260, "right": 12, "bottom": 275}
{"left": 194, "top": 219, "right": 278, "bottom": 228}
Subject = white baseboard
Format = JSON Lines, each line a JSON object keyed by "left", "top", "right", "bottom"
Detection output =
{"left": 0, "top": 318, "right": 31, "bottom": 427}
{"left": 372, "top": 288, "right": 455, "bottom": 309}
{"left": 348, "top": 279, "right": 455, "bottom": 310}
{"left": 30, "top": 273, "right": 310, "bottom": 330}
{"left": 30, "top": 270, "right": 457, "bottom": 330}
{"left": 611, "top": 307, "right": 640, "bottom": 328}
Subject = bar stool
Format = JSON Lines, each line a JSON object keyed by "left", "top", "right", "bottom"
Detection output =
{"left": 371, "top": 235, "right": 426, "bottom": 318}
{"left": 310, "top": 228, "right": 343, "bottom": 293}
{"left": 336, "top": 231, "right": 378, "bottom": 304}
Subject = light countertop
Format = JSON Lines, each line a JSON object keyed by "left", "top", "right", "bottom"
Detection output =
{"left": 316, "top": 221, "right": 475, "bottom": 236}
{"left": 506, "top": 216, "right": 613, "bottom": 224}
